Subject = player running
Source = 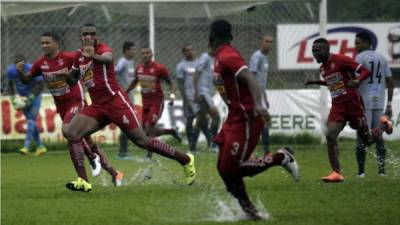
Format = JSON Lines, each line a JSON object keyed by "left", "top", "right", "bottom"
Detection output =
{"left": 17, "top": 31, "right": 122, "bottom": 192}
{"left": 305, "top": 38, "right": 393, "bottom": 182}
{"left": 63, "top": 23, "right": 196, "bottom": 190}
{"left": 354, "top": 32, "right": 395, "bottom": 177}
{"left": 209, "top": 19, "right": 299, "bottom": 220}
{"left": 126, "top": 46, "right": 181, "bottom": 159}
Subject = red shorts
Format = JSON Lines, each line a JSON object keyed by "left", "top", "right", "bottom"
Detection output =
{"left": 213, "top": 115, "right": 264, "bottom": 175}
{"left": 329, "top": 99, "right": 367, "bottom": 129}
{"left": 79, "top": 91, "right": 141, "bottom": 131}
{"left": 142, "top": 97, "right": 164, "bottom": 127}
{"left": 58, "top": 100, "right": 86, "bottom": 124}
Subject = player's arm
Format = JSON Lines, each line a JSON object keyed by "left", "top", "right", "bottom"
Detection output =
{"left": 16, "top": 61, "right": 34, "bottom": 84}
{"left": 126, "top": 77, "right": 139, "bottom": 93}
{"left": 115, "top": 58, "right": 125, "bottom": 74}
{"left": 164, "top": 77, "right": 176, "bottom": 105}
{"left": 81, "top": 39, "right": 113, "bottom": 64}
{"left": 385, "top": 76, "right": 394, "bottom": 118}
{"left": 175, "top": 64, "right": 189, "bottom": 103}
{"left": 346, "top": 58, "right": 371, "bottom": 88}
{"left": 193, "top": 70, "right": 201, "bottom": 101}
{"left": 237, "top": 68, "right": 270, "bottom": 122}
{"left": 30, "top": 79, "right": 44, "bottom": 97}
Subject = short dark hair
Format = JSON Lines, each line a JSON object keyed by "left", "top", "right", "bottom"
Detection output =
{"left": 313, "top": 38, "right": 329, "bottom": 45}
{"left": 41, "top": 31, "right": 60, "bottom": 43}
{"left": 14, "top": 54, "right": 25, "bottom": 63}
{"left": 81, "top": 23, "right": 97, "bottom": 28}
{"left": 356, "top": 32, "right": 372, "bottom": 45}
{"left": 210, "top": 19, "right": 232, "bottom": 40}
{"left": 122, "top": 41, "right": 135, "bottom": 53}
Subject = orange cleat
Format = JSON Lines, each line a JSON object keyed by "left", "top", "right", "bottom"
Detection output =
{"left": 322, "top": 171, "right": 344, "bottom": 183}
{"left": 379, "top": 115, "right": 393, "bottom": 134}
{"left": 112, "top": 170, "right": 124, "bottom": 187}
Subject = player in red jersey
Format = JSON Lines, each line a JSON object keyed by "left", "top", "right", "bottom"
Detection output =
{"left": 305, "top": 38, "right": 393, "bottom": 182}
{"left": 209, "top": 19, "right": 299, "bottom": 220}
{"left": 63, "top": 23, "right": 196, "bottom": 186}
{"left": 126, "top": 47, "right": 181, "bottom": 158}
{"left": 17, "top": 31, "right": 122, "bottom": 192}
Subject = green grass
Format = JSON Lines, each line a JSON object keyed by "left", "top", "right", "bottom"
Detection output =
{"left": 2, "top": 140, "right": 400, "bottom": 225}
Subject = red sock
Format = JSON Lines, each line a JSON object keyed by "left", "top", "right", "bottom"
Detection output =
{"left": 148, "top": 138, "right": 189, "bottom": 165}
{"left": 68, "top": 141, "right": 88, "bottom": 181}
{"left": 239, "top": 152, "right": 284, "bottom": 177}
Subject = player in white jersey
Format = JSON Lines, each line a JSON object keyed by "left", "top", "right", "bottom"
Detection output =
{"left": 176, "top": 44, "right": 210, "bottom": 151}
{"left": 355, "top": 31, "right": 394, "bottom": 177}
{"left": 193, "top": 50, "right": 220, "bottom": 151}
{"left": 249, "top": 35, "right": 273, "bottom": 155}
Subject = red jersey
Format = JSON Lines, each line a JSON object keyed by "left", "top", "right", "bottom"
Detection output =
{"left": 72, "top": 42, "right": 122, "bottom": 105}
{"left": 320, "top": 54, "right": 364, "bottom": 104}
{"left": 135, "top": 61, "right": 169, "bottom": 105}
{"left": 30, "top": 51, "right": 85, "bottom": 109}
{"left": 213, "top": 44, "right": 254, "bottom": 122}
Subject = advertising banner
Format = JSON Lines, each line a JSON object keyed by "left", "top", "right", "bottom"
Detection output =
{"left": 1, "top": 89, "right": 399, "bottom": 143}
{"left": 278, "top": 23, "right": 400, "bottom": 69}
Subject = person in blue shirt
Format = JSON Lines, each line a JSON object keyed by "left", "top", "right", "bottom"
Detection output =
{"left": 7, "top": 54, "right": 47, "bottom": 155}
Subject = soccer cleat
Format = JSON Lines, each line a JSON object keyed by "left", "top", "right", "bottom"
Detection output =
{"left": 112, "top": 170, "right": 124, "bottom": 187}
{"left": 34, "top": 145, "right": 47, "bottom": 156}
{"left": 357, "top": 173, "right": 365, "bottom": 178}
{"left": 183, "top": 153, "right": 196, "bottom": 185}
{"left": 322, "top": 171, "right": 344, "bottom": 183}
{"left": 278, "top": 147, "right": 300, "bottom": 182}
{"left": 89, "top": 153, "right": 102, "bottom": 177}
{"left": 19, "top": 147, "right": 29, "bottom": 155}
{"left": 66, "top": 177, "right": 92, "bottom": 192}
{"left": 241, "top": 200, "right": 264, "bottom": 221}
{"left": 379, "top": 115, "right": 393, "bottom": 134}
{"left": 379, "top": 172, "right": 387, "bottom": 177}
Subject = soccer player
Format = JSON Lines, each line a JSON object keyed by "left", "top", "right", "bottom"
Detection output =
{"left": 193, "top": 48, "right": 220, "bottom": 151}
{"left": 63, "top": 23, "right": 196, "bottom": 190}
{"left": 305, "top": 38, "right": 393, "bottom": 182}
{"left": 7, "top": 54, "right": 47, "bottom": 156}
{"left": 126, "top": 46, "right": 181, "bottom": 159}
{"left": 177, "top": 44, "right": 210, "bottom": 151}
{"left": 115, "top": 41, "right": 136, "bottom": 159}
{"left": 17, "top": 31, "right": 122, "bottom": 192}
{"left": 354, "top": 32, "right": 394, "bottom": 177}
{"left": 209, "top": 19, "right": 299, "bottom": 220}
{"left": 249, "top": 35, "right": 273, "bottom": 155}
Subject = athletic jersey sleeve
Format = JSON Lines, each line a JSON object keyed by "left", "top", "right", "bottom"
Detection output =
{"left": 115, "top": 58, "right": 126, "bottom": 74}
{"left": 72, "top": 50, "right": 82, "bottom": 71}
{"left": 342, "top": 55, "right": 362, "bottom": 72}
{"left": 159, "top": 64, "right": 170, "bottom": 79}
{"left": 249, "top": 52, "right": 259, "bottom": 73}
{"left": 176, "top": 63, "right": 184, "bottom": 79}
{"left": 219, "top": 51, "right": 247, "bottom": 77}
{"left": 195, "top": 54, "right": 208, "bottom": 72}
{"left": 30, "top": 60, "right": 42, "bottom": 77}
{"left": 97, "top": 44, "right": 113, "bottom": 55}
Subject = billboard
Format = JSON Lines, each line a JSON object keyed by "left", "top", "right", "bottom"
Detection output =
{"left": 278, "top": 23, "right": 400, "bottom": 69}
{"left": 2, "top": 89, "right": 399, "bottom": 143}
